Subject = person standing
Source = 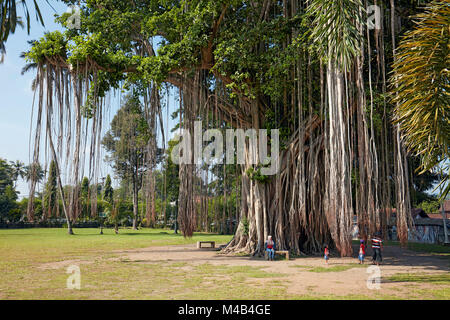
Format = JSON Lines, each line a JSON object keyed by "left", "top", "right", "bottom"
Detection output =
{"left": 324, "top": 245, "right": 330, "bottom": 264}
{"left": 358, "top": 240, "right": 366, "bottom": 264}
{"left": 371, "top": 233, "right": 383, "bottom": 266}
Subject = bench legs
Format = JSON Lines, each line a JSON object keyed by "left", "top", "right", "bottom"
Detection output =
{"left": 265, "top": 251, "right": 289, "bottom": 260}
{"left": 197, "top": 242, "right": 215, "bottom": 249}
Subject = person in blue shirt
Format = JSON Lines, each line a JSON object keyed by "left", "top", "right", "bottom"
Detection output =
{"left": 265, "top": 235, "right": 276, "bottom": 261}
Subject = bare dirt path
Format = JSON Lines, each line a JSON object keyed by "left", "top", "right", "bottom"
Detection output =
{"left": 113, "top": 243, "right": 449, "bottom": 298}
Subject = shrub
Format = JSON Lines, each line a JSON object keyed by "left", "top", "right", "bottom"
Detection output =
{"left": 418, "top": 200, "right": 441, "bottom": 214}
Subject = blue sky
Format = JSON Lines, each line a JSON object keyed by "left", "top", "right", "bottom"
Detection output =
{"left": 0, "top": 2, "right": 178, "bottom": 198}
{"left": 0, "top": 2, "right": 68, "bottom": 197}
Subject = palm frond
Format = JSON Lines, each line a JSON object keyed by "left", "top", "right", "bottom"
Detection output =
{"left": 0, "top": 0, "right": 50, "bottom": 62}
{"left": 391, "top": 0, "right": 450, "bottom": 198}
{"left": 307, "top": 0, "right": 363, "bottom": 71}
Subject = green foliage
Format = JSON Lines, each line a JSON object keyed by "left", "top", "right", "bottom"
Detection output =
{"left": 105, "top": 200, "right": 134, "bottom": 226}
{"left": 9, "top": 160, "right": 26, "bottom": 186}
{"left": 43, "top": 161, "right": 58, "bottom": 219}
{"left": 24, "top": 162, "right": 45, "bottom": 183}
{"left": 0, "top": 158, "right": 14, "bottom": 192}
{"left": 307, "top": 0, "right": 363, "bottom": 71}
{"left": 25, "top": 31, "right": 68, "bottom": 64}
{"left": 163, "top": 139, "right": 180, "bottom": 203}
{"left": 81, "top": 177, "right": 89, "bottom": 198}
{"left": 21, "top": 1, "right": 315, "bottom": 106}
{"left": 102, "top": 94, "right": 151, "bottom": 183}
{"left": 391, "top": 1, "right": 450, "bottom": 199}
{"left": 0, "top": 158, "right": 18, "bottom": 221}
{"left": 241, "top": 216, "right": 249, "bottom": 236}
{"left": 246, "top": 166, "right": 270, "bottom": 184}
{"left": 103, "top": 174, "right": 114, "bottom": 204}
{"left": 18, "top": 0, "right": 445, "bottom": 239}
{"left": 16, "top": 197, "right": 42, "bottom": 222}
{"left": 417, "top": 200, "right": 441, "bottom": 214}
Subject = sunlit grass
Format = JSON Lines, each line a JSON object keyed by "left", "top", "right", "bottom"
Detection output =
{"left": 0, "top": 228, "right": 449, "bottom": 300}
{"left": 290, "top": 264, "right": 367, "bottom": 272}
{"left": 0, "top": 228, "right": 232, "bottom": 263}
{"left": 387, "top": 273, "right": 450, "bottom": 285}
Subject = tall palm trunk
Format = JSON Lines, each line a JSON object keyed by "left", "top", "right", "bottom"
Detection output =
{"left": 325, "top": 61, "right": 353, "bottom": 257}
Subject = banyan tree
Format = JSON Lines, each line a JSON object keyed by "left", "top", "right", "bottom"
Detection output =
{"left": 25, "top": 0, "right": 422, "bottom": 255}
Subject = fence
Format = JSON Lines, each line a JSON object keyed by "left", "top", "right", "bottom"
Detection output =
{"left": 0, "top": 221, "right": 100, "bottom": 229}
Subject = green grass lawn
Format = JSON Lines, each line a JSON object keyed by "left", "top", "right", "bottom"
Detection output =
{"left": 290, "top": 264, "right": 367, "bottom": 273}
{"left": 387, "top": 273, "right": 450, "bottom": 285}
{"left": 0, "top": 228, "right": 449, "bottom": 300}
{"left": 0, "top": 228, "right": 321, "bottom": 299}
{"left": 0, "top": 227, "right": 232, "bottom": 263}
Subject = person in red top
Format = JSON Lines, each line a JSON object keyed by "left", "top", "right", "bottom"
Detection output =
{"left": 358, "top": 240, "right": 366, "bottom": 264}
{"left": 324, "top": 245, "right": 330, "bottom": 264}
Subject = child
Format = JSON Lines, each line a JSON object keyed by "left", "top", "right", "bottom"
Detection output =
{"left": 324, "top": 245, "right": 330, "bottom": 264}
{"left": 358, "top": 240, "right": 365, "bottom": 264}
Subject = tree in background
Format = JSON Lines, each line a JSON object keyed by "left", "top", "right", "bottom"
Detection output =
{"left": 164, "top": 139, "right": 180, "bottom": 232}
{"left": 0, "top": 158, "right": 18, "bottom": 221}
{"left": 102, "top": 94, "right": 151, "bottom": 230}
{"left": 418, "top": 200, "right": 440, "bottom": 215}
{"left": 103, "top": 174, "right": 114, "bottom": 205}
{"left": 9, "top": 160, "right": 26, "bottom": 188}
{"left": 101, "top": 174, "right": 114, "bottom": 233}
{"left": 24, "top": 162, "right": 45, "bottom": 185}
{"left": 43, "top": 160, "right": 58, "bottom": 220}
{"left": 80, "top": 176, "right": 90, "bottom": 219}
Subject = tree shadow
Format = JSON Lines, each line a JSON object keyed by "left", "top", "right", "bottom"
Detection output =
{"left": 351, "top": 243, "right": 450, "bottom": 273}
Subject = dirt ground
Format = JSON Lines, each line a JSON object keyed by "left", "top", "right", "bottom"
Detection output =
{"left": 34, "top": 242, "right": 449, "bottom": 299}
{"left": 99, "top": 243, "right": 449, "bottom": 299}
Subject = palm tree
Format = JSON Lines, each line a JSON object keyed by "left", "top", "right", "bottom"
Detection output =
{"left": 20, "top": 40, "right": 37, "bottom": 73}
{"left": 308, "top": 0, "right": 363, "bottom": 256}
{"left": 0, "top": 0, "right": 50, "bottom": 62}
{"left": 391, "top": 0, "right": 450, "bottom": 199}
{"left": 9, "top": 160, "right": 26, "bottom": 188}
{"left": 24, "top": 162, "right": 45, "bottom": 184}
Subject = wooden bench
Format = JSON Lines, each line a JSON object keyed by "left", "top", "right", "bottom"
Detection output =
{"left": 197, "top": 241, "right": 215, "bottom": 249}
{"left": 276, "top": 250, "right": 290, "bottom": 260}
{"left": 265, "top": 250, "right": 290, "bottom": 260}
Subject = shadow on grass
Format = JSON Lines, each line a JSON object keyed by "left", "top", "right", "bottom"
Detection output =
{"left": 385, "top": 241, "right": 450, "bottom": 254}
